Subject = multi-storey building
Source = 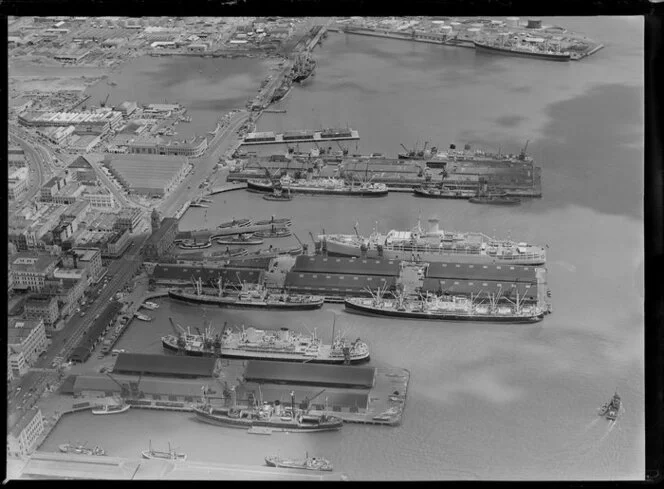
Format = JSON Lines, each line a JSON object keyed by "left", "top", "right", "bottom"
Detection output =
{"left": 24, "top": 295, "right": 59, "bottom": 330}
{"left": 81, "top": 186, "right": 116, "bottom": 209}
{"left": 128, "top": 135, "right": 208, "bottom": 158}
{"left": 61, "top": 248, "right": 103, "bottom": 284}
{"left": 44, "top": 275, "right": 87, "bottom": 318}
{"left": 7, "top": 408, "right": 45, "bottom": 457}
{"left": 114, "top": 207, "right": 144, "bottom": 233}
{"left": 8, "top": 318, "right": 48, "bottom": 365}
{"left": 10, "top": 253, "right": 59, "bottom": 292}
{"left": 9, "top": 349, "right": 29, "bottom": 378}
{"left": 143, "top": 217, "right": 179, "bottom": 260}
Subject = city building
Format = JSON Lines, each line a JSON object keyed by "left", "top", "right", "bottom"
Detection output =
{"left": 61, "top": 248, "right": 103, "bottom": 283}
{"left": 105, "top": 229, "right": 131, "bottom": 258}
{"left": 127, "top": 135, "right": 208, "bottom": 158}
{"left": 10, "top": 252, "right": 59, "bottom": 292}
{"left": 143, "top": 217, "right": 178, "bottom": 260}
{"left": 51, "top": 181, "right": 85, "bottom": 205}
{"left": 67, "top": 156, "right": 97, "bottom": 182}
{"left": 60, "top": 200, "right": 91, "bottom": 232}
{"left": 8, "top": 174, "right": 28, "bottom": 201}
{"left": 40, "top": 173, "right": 71, "bottom": 202}
{"left": 114, "top": 207, "right": 144, "bottom": 233}
{"left": 7, "top": 347, "right": 16, "bottom": 383}
{"left": 8, "top": 318, "right": 48, "bottom": 365}
{"left": 37, "top": 125, "right": 76, "bottom": 145}
{"left": 81, "top": 186, "right": 116, "bottom": 209}
{"left": 68, "top": 134, "right": 102, "bottom": 153}
{"left": 186, "top": 43, "right": 208, "bottom": 53}
{"left": 19, "top": 110, "right": 123, "bottom": 131}
{"left": 116, "top": 101, "right": 138, "bottom": 116}
{"left": 24, "top": 295, "right": 60, "bottom": 330}
{"left": 7, "top": 408, "right": 45, "bottom": 457}
{"left": 44, "top": 275, "right": 87, "bottom": 318}
{"left": 9, "top": 350, "right": 29, "bottom": 378}
{"left": 103, "top": 154, "right": 189, "bottom": 197}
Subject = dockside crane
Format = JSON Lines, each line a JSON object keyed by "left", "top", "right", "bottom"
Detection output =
{"left": 292, "top": 232, "right": 307, "bottom": 255}
{"left": 100, "top": 94, "right": 110, "bottom": 108}
{"left": 302, "top": 389, "right": 327, "bottom": 413}
{"left": 104, "top": 371, "right": 142, "bottom": 399}
{"left": 519, "top": 139, "right": 530, "bottom": 160}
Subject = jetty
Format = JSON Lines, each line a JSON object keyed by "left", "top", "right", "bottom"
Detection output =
{"left": 241, "top": 129, "right": 359, "bottom": 146}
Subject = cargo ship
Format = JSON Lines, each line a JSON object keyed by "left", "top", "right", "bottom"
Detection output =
{"left": 162, "top": 319, "right": 370, "bottom": 364}
{"left": 247, "top": 176, "right": 389, "bottom": 197}
{"left": 59, "top": 443, "right": 105, "bottom": 456}
{"left": 271, "top": 79, "right": 292, "bottom": 103}
{"left": 473, "top": 38, "right": 571, "bottom": 62}
{"left": 265, "top": 453, "right": 333, "bottom": 471}
{"left": 168, "top": 278, "right": 325, "bottom": 310}
{"left": 344, "top": 291, "right": 545, "bottom": 323}
{"left": 291, "top": 53, "right": 317, "bottom": 83}
{"left": 193, "top": 393, "right": 343, "bottom": 432}
{"left": 597, "top": 392, "right": 622, "bottom": 421}
{"left": 423, "top": 142, "right": 534, "bottom": 167}
{"left": 318, "top": 218, "right": 546, "bottom": 265}
{"left": 469, "top": 194, "right": 521, "bottom": 205}
{"left": 141, "top": 441, "right": 187, "bottom": 461}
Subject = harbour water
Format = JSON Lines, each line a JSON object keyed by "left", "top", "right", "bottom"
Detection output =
{"left": 43, "top": 17, "right": 644, "bottom": 480}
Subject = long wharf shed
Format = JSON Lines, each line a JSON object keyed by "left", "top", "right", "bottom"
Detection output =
{"left": 421, "top": 278, "right": 539, "bottom": 303}
{"left": 243, "top": 361, "right": 376, "bottom": 389}
{"left": 291, "top": 255, "right": 401, "bottom": 276}
{"left": 284, "top": 272, "right": 397, "bottom": 297}
{"left": 151, "top": 264, "right": 264, "bottom": 287}
{"left": 425, "top": 262, "right": 542, "bottom": 283}
{"left": 112, "top": 353, "right": 221, "bottom": 379}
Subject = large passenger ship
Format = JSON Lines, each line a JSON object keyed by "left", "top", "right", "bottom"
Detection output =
{"left": 318, "top": 218, "right": 546, "bottom": 265}
{"left": 473, "top": 38, "right": 571, "bottom": 62}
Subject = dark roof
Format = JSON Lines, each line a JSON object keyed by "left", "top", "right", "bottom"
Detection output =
{"left": 113, "top": 353, "right": 217, "bottom": 377}
{"left": 292, "top": 255, "right": 400, "bottom": 276}
{"left": 74, "top": 301, "right": 123, "bottom": 351}
{"left": 425, "top": 262, "right": 539, "bottom": 283}
{"left": 421, "top": 278, "right": 539, "bottom": 299}
{"left": 58, "top": 375, "right": 78, "bottom": 395}
{"left": 243, "top": 361, "right": 376, "bottom": 389}
{"left": 70, "top": 346, "right": 92, "bottom": 362}
{"left": 224, "top": 257, "right": 273, "bottom": 269}
{"left": 68, "top": 156, "right": 93, "bottom": 170}
{"left": 241, "top": 383, "right": 368, "bottom": 409}
{"left": 152, "top": 264, "right": 264, "bottom": 285}
{"left": 284, "top": 272, "right": 397, "bottom": 292}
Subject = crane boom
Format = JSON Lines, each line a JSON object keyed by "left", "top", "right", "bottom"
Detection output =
{"left": 292, "top": 233, "right": 303, "bottom": 247}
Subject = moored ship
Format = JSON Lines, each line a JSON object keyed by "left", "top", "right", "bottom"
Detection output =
{"left": 216, "top": 234, "right": 265, "bottom": 246}
{"left": 413, "top": 185, "right": 476, "bottom": 199}
{"left": 179, "top": 239, "right": 212, "bottom": 250}
{"left": 162, "top": 319, "right": 370, "bottom": 364}
{"left": 91, "top": 401, "right": 130, "bottom": 415}
{"left": 59, "top": 443, "right": 105, "bottom": 456}
{"left": 474, "top": 37, "right": 571, "bottom": 62}
{"left": 141, "top": 301, "right": 159, "bottom": 310}
{"left": 319, "top": 218, "right": 546, "bottom": 265}
{"left": 248, "top": 176, "right": 388, "bottom": 197}
{"left": 291, "top": 53, "right": 317, "bottom": 83}
{"left": 469, "top": 195, "right": 521, "bottom": 205}
{"left": 169, "top": 278, "right": 325, "bottom": 310}
{"left": 345, "top": 291, "right": 545, "bottom": 323}
{"left": 265, "top": 453, "right": 333, "bottom": 471}
{"left": 218, "top": 218, "right": 252, "bottom": 229}
{"left": 141, "top": 441, "right": 187, "bottom": 461}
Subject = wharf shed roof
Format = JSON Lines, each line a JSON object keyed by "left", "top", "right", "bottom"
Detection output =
{"left": 292, "top": 255, "right": 401, "bottom": 276}
{"left": 242, "top": 383, "right": 369, "bottom": 408}
{"left": 225, "top": 257, "right": 273, "bottom": 269}
{"left": 75, "top": 301, "right": 123, "bottom": 350}
{"left": 152, "top": 264, "right": 264, "bottom": 285}
{"left": 73, "top": 375, "right": 219, "bottom": 397}
{"left": 244, "top": 361, "right": 376, "bottom": 389}
{"left": 284, "top": 272, "right": 396, "bottom": 292}
{"left": 105, "top": 156, "right": 187, "bottom": 190}
{"left": 113, "top": 353, "right": 217, "bottom": 377}
{"left": 421, "top": 278, "right": 539, "bottom": 299}
{"left": 426, "top": 262, "right": 539, "bottom": 283}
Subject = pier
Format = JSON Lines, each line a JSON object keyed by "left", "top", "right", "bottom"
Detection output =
{"left": 207, "top": 182, "right": 248, "bottom": 195}
{"left": 241, "top": 129, "right": 360, "bottom": 146}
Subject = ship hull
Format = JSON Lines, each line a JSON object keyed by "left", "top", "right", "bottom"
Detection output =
{"left": 469, "top": 197, "right": 521, "bottom": 205}
{"left": 474, "top": 41, "right": 571, "bottom": 61}
{"left": 413, "top": 187, "right": 475, "bottom": 199}
{"left": 91, "top": 405, "right": 130, "bottom": 415}
{"left": 193, "top": 408, "right": 342, "bottom": 432}
{"left": 161, "top": 338, "right": 369, "bottom": 364}
{"left": 247, "top": 179, "right": 388, "bottom": 197}
{"left": 168, "top": 290, "right": 324, "bottom": 310}
{"left": 323, "top": 239, "right": 545, "bottom": 265}
{"left": 265, "top": 457, "right": 333, "bottom": 471}
{"left": 344, "top": 299, "right": 544, "bottom": 323}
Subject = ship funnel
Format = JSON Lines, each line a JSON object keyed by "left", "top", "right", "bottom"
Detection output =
{"left": 427, "top": 218, "right": 440, "bottom": 233}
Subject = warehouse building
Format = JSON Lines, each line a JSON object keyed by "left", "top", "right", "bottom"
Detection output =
{"left": 103, "top": 154, "right": 189, "bottom": 197}
{"left": 243, "top": 361, "right": 376, "bottom": 389}
{"left": 420, "top": 278, "right": 539, "bottom": 303}
{"left": 112, "top": 353, "right": 221, "bottom": 379}
{"left": 292, "top": 255, "right": 401, "bottom": 276}
{"left": 425, "top": 262, "right": 540, "bottom": 283}
{"left": 151, "top": 264, "right": 264, "bottom": 287}
{"left": 284, "top": 272, "right": 397, "bottom": 298}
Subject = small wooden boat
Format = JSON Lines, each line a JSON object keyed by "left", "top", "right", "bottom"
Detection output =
{"left": 141, "top": 441, "right": 187, "bottom": 461}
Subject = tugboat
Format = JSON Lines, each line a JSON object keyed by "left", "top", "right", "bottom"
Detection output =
{"left": 263, "top": 187, "right": 293, "bottom": 202}
{"left": 134, "top": 312, "right": 153, "bottom": 322}
{"left": 91, "top": 401, "right": 131, "bottom": 415}
{"left": 265, "top": 452, "right": 333, "bottom": 471}
{"left": 597, "top": 392, "right": 622, "bottom": 421}
{"left": 141, "top": 441, "right": 187, "bottom": 461}
{"left": 59, "top": 443, "right": 106, "bottom": 456}
{"left": 168, "top": 278, "right": 325, "bottom": 311}
{"left": 179, "top": 238, "right": 212, "bottom": 250}
{"left": 216, "top": 233, "right": 264, "bottom": 246}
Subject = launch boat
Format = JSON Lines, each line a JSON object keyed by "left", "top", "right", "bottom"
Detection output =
{"left": 597, "top": 392, "right": 622, "bottom": 421}
{"left": 59, "top": 443, "right": 105, "bottom": 456}
{"left": 344, "top": 289, "right": 545, "bottom": 323}
{"left": 319, "top": 217, "right": 546, "bottom": 265}
{"left": 162, "top": 319, "right": 370, "bottom": 364}
{"left": 265, "top": 453, "right": 333, "bottom": 471}
{"left": 179, "top": 239, "right": 212, "bottom": 250}
{"left": 168, "top": 278, "right": 324, "bottom": 310}
{"left": 91, "top": 401, "right": 130, "bottom": 415}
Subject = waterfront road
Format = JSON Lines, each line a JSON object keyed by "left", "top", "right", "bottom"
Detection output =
{"left": 158, "top": 110, "right": 251, "bottom": 218}
{"left": 8, "top": 233, "right": 150, "bottom": 418}
{"left": 8, "top": 129, "right": 50, "bottom": 207}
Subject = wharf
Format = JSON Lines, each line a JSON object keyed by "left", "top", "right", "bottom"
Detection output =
{"left": 241, "top": 129, "right": 360, "bottom": 146}
{"left": 207, "top": 182, "right": 247, "bottom": 195}
{"left": 15, "top": 452, "right": 348, "bottom": 480}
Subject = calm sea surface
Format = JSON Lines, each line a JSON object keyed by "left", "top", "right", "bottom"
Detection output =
{"left": 45, "top": 17, "right": 644, "bottom": 480}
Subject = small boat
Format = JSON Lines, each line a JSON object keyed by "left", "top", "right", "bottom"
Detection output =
{"left": 179, "top": 239, "right": 212, "bottom": 250}
{"left": 134, "top": 312, "right": 152, "bottom": 322}
{"left": 263, "top": 193, "right": 293, "bottom": 202}
{"left": 469, "top": 195, "right": 521, "bottom": 205}
{"left": 189, "top": 202, "right": 209, "bottom": 208}
{"left": 254, "top": 216, "right": 292, "bottom": 226}
{"left": 598, "top": 392, "right": 622, "bottom": 421}
{"left": 141, "top": 301, "right": 159, "bottom": 310}
{"left": 59, "top": 443, "right": 106, "bottom": 456}
{"left": 141, "top": 441, "right": 187, "bottom": 461}
{"left": 92, "top": 402, "right": 130, "bottom": 415}
{"left": 253, "top": 227, "right": 292, "bottom": 239}
{"left": 218, "top": 218, "right": 252, "bottom": 229}
{"left": 265, "top": 452, "right": 333, "bottom": 472}
{"left": 216, "top": 234, "right": 264, "bottom": 246}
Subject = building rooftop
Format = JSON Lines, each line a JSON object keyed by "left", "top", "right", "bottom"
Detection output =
{"left": 113, "top": 353, "right": 217, "bottom": 378}
{"left": 68, "top": 155, "right": 94, "bottom": 170}
{"left": 8, "top": 319, "right": 43, "bottom": 344}
{"left": 11, "top": 253, "right": 59, "bottom": 274}
{"left": 8, "top": 408, "right": 42, "bottom": 439}
{"left": 292, "top": 256, "right": 401, "bottom": 277}
{"left": 104, "top": 155, "right": 188, "bottom": 190}
{"left": 244, "top": 361, "right": 376, "bottom": 389}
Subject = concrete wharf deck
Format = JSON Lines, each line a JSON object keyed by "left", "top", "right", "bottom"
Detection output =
{"left": 241, "top": 129, "right": 360, "bottom": 146}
